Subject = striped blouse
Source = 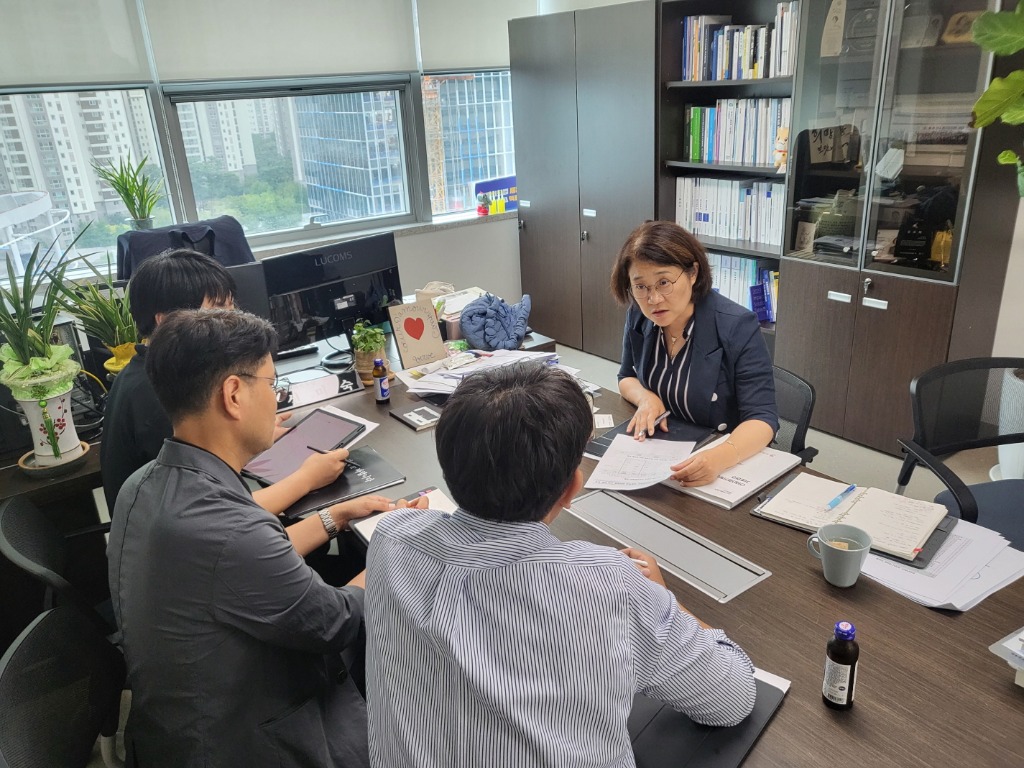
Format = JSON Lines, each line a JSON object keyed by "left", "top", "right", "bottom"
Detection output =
{"left": 365, "top": 508, "right": 756, "bottom": 768}
{"left": 644, "top": 315, "right": 697, "bottom": 421}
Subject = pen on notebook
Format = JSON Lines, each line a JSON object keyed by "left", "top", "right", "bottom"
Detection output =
{"left": 823, "top": 484, "right": 857, "bottom": 511}
{"left": 306, "top": 445, "right": 361, "bottom": 469}
{"left": 640, "top": 411, "right": 670, "bottom": 438}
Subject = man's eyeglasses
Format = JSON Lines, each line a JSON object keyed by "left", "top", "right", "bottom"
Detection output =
{"left": 235, "top": 372, "right": 291, "bottom": 403}
{"left": 630, "top": 271, "right": 687, "bottom": 301}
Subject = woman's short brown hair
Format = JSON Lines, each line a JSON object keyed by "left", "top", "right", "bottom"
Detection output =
{"left": 610, "top": 221, "right": 713, "bottom": 306}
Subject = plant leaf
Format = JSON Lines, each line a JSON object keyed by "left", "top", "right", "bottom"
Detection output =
{"left": 998, "top": 150, "right": 1022, "bottom": 165}
{"left": 971, "top": 70, "right": 1024, "bottom": 127}
{"left": 973, "top": 11, "right": 1024, "bottom": 55}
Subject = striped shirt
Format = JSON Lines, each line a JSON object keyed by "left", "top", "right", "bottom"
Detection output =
{"left": 365, "top": 508, "right": 756, "bottom": 767}
{"left": 644, "top": 315, "right": 698, "bottom": 421}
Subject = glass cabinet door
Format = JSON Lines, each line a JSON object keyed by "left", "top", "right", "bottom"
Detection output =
{"left": 863, "top": 0, "right": 990, "bottom": 282}
{"left": 784, "top": 0, "right": 890, "bottom": 267}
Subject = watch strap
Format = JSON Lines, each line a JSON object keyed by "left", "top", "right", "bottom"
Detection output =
{"left": 318, "top": 508, "right": 339, "bottom": 539}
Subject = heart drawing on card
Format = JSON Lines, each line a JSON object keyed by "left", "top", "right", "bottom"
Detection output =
{"left": 404, "top": 317, "right": 425, "bottom": 340}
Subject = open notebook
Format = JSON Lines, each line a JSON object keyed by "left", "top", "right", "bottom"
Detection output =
{"left": 752, "top": 473, "right": 949, "bottom": 561}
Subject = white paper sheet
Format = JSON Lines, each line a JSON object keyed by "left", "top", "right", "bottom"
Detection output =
{"left": 584, "top": 434, "right": 695, "bottom": 491}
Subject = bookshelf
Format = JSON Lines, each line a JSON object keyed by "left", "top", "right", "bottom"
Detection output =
{"left": 658, "top": 0, "right": 800, "bottom": 328}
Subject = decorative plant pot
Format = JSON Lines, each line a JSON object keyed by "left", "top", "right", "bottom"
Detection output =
{"left": 354, "top": 348, "right": 395, "bottom": 386}
{"left": 103, "top": 342, "right": 138, "bottom": 374}
{"left": 17, "top": 385, "right": 84, "bottom": 467}
{"left": 131, "top": 217, "right": 154, "bottom": 230}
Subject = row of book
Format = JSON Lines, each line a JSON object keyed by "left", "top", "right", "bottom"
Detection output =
{"left": 680, "top": 3, "right": 801, "bottom": 82}
{"left": 675, "top": 176, "right": 786, "bottom": 247}
{"left": 684, "top": 97, "right": 791, "bottom": 167}
{"left": 707, "top": 253, "right": 778, "bottom": 323}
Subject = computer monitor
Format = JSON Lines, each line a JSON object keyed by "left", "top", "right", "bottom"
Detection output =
{"left": 260, "top": 233, "right": 403, "bottom": 354}
{"left": 226, "top": 262, "right": 272, "bottom": 320}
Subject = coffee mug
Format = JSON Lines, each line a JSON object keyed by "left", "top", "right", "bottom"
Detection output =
{"left": 807, "top": 523, "right": 872, "bottom": 588}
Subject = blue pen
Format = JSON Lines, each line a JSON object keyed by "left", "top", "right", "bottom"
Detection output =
{"left": 823, "top": 484, "right": 857, "bottom": 511}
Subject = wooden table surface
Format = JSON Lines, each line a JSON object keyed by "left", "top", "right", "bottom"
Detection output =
{"left": 319, "top": 378, "right": 1024, "bottom": 768}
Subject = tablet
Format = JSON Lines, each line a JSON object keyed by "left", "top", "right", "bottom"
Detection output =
{"left": 243, "top": 408, "right": 365, "bottom": 485}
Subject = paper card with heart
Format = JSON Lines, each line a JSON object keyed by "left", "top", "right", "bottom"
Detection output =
{"left": 388, "top": 300, "right": 448, "bottom": 370}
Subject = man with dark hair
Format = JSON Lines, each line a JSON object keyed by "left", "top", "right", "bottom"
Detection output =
{"left": 100, "top": 248, "right": 351, "bottom": 561}
{"left": 109, "top": 309, "right": 380, "bottom": 767}
{"left": 364, "top": 364, "right": 757, "bottom": 767}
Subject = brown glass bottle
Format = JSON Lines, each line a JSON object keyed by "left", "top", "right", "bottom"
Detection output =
{"left": 822, "top": 620, "right": 858, "bottom": 710}
{"left": 372, "top": 358, "right": 390, "bottom": 404}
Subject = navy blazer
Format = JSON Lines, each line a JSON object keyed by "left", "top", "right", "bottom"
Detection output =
{"left": 617, "top": 291, "right": 778, "bottom": 434}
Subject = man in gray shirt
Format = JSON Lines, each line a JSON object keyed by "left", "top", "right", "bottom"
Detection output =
{"left": 108, "top": 309, "right": 374, "bottom": 767}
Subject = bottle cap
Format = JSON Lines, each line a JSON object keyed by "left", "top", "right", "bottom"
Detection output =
{"left": 373, "top": 358, "right": 384, "bottom": 366}
{"left": 834, "top": 621, "right": 856, "bottom": 640}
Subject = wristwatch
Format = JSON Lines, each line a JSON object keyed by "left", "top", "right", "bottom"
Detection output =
{"left": 318, "top": 508, "right": 339, "bottom": 539}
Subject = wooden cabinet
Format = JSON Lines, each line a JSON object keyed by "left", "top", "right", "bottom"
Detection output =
{"left": 510, "top": 1, "right": 655, "bottom": 361}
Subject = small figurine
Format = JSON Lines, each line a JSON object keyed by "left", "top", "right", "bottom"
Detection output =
{"left": 476, "top": 192, "right": 491, "bottom": 216}
{"left": 773, "top": 126, "right": 790, "bottom": 169}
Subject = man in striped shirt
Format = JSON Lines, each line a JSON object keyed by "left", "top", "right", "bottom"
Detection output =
{"left": 365, "top": 365, "right": 756, "bottom": 767}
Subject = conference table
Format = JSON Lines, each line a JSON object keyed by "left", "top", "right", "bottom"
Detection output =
{"left": 287, "top": 363, "right": 1024, "bottom": 768}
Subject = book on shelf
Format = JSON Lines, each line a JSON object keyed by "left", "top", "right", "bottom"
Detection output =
{"left": 683, "top": 98, "right": 791, "bottom": 166}
{"left": 675, "top": 176, "right": 784, "bottom": 248}
{"left": 751, "top": 473, "right": 950, "bottom": 561}
{"left": 679, "top": 4, "right": 800, "bottom": 82}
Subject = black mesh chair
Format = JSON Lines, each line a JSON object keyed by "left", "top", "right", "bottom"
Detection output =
{"left": 771, "top": 366, "right": 818, "bottom": 465}
{"left": 0, "top": 605, "right": 125, "bottom": 768}
{"left": 896, "top": 357, "right": 1024, "bottom": 547}
{"left": 0, "top": 497, "right": 115, "bottom": 636}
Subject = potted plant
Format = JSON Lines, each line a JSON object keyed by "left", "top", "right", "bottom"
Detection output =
{"left": 971, "top": 9, "right": 1024, "bottom": 196}
{"left": 48, "top": 253, "right": 140, "bottom": 374}
{"left": 91, "top": 151, "right": 163, "bottom": 229}
{"left": 0, "top": 241, "right": 85, "bottom": 468}
{"left": 350, "top": 319, "right": 393, "bottom": 385}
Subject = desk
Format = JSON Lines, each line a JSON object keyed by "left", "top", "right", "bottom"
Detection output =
{"left": 316, "top": 379, "right": 1024, "bottom": 767}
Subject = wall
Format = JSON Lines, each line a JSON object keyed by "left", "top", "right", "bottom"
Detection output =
{"left": 539, "top": 0, "right": 640, "bottom": 12}
{"left": 993, "top": 198, "right": 1024, "bottom": 356}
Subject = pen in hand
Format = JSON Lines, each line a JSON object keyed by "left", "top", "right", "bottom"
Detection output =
{"left": 307, "top": 445, "right": 361, "bottom": 470}
{"left": 640, "top": 411, "right": 670, "bottom": 439}
{"left": 823, "top": 483, "right": 857, "bottom": 511}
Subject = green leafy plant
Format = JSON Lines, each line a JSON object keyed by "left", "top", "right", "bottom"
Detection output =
{"left": 350, "top": 319, "right": 387, "bottom": 352}
{"left": 971, "top": 7, "right": 1024, "bottom": 195}
{"left": 91, "top": 151, "right": 163, "bottom": 221}
{"left": 48, "top": 253, "right": 139, "bottom": 348}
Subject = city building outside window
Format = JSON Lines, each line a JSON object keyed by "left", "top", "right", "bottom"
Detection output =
{"left": 422, "top": 71, "right": 515, "bottom": 216}
{"left": 172, "top": 89, "right": 411, "bottom": 237}
{"left": 0, "top": 89, "right": 170, "bottom": 277}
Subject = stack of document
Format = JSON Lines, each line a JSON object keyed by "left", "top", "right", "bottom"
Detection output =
{"left": 861, "top": 522, "right": 1024, "bottom": 611}
{"left": 395, "top": 349, "right": 560, "bottom": 397}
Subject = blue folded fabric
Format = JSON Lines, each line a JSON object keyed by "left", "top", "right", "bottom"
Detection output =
{"left": 460, "top": 294, "right": 532, "bottom": 351}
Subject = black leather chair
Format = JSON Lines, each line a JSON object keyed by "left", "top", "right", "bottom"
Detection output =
{"left": 0, "top": 605, "right": 125, "bottom": 768}
{"left": 896, "top": 357, "right": 1024, "bottom": 547}
{"left": 771, "top": 365, "right": 818, "bottom": 464}
{"left": 0, "top": 497, "right": 115, "bottom": 636}
{"left": 115, "top": 214, "right": 255, "bottom": 280}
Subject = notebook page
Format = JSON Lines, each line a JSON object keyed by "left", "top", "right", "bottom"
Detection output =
{"left": 839, "top": 488, "right": 948, "bottom": 559}
{"left": 756, "top": 473, "right": 852, "bottom": 530}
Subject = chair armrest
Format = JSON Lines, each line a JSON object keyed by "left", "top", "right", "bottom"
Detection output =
{"left": 897, "top": 439, "right": 979, "bottom": 523}
{"left": 796, "top": 447, "right": 818, "bottom": 465}
{"left": 64, "top": 522, "right": 112, "bottom": 540}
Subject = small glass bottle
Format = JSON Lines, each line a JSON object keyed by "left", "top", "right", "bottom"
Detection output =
{"left": 822, "top": 620, "right": 858, "bottom": 710}
{"left": 372, "top": 357, "right": 390, "bottom": 404}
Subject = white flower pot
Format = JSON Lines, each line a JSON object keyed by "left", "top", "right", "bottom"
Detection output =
{"left": 17, "top": 385, "right": 84, "bottom": 467}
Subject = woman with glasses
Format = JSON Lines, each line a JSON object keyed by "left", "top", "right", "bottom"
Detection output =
{"left": 610, "top": 221, "right": 778, "bottom": 487}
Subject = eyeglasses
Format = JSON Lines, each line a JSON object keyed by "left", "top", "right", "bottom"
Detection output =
{"left": 235, "top": 372, "right": 291, "bottom": 403}
{"left": 630, "top": 272, "right": 687, "bottom": 300}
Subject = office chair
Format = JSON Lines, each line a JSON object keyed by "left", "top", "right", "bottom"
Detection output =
{"left": 771, "top": 365, "right": 818, "bottom": 464}
{"left": 896, "top": 357, "right": 1024, "bottom": 548}
{"left": 0, "top": 497, "right": 115, "bottom": 636}
{"left": 0, "top": 604, "right": 125, "bottom": 768}
{"left": 115, "top": 214, "right": 255, "bottom": 280}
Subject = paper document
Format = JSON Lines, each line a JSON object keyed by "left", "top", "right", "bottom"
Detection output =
{"left": 663, "top": 437, "right": 801, "bottom": 510}
{"left": 403, "top": 350, "right": 559, "bottom": 396}
{"left": 585, "top": 434, "right": 695, "bottom": 491}
{"left": 351, "top": 488, "right": 458, "bottom": 543}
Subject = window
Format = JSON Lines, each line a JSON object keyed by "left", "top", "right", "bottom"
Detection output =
{"left": 170, "top": 85, "right": 413, "bottom": 237}
{"left": 422, "top": 71, "right": 516, "bottom": 215}
{"left": 0, "top": 89, "right": 170, "bottom": 278}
